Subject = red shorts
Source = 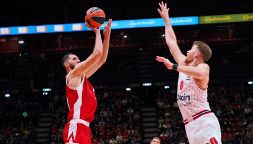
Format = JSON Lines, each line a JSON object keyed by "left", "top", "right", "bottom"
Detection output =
{"left": 63, "top": 120, "right": 91, "bottom": 144}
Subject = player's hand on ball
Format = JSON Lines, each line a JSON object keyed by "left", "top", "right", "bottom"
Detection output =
{"left": 85, "top": 20, "right": 100, "bottom": 33}
{"left": 103, "top": 19, "right": 112, "bottom": 38}
{"left": 156, "top": 56, "right": 173, "bottom": 70}
{"left": 91, "top": 27, "right": 100, "bottom": 33}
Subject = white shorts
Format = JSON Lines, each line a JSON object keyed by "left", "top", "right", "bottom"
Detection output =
{"left": 185, "top": 112, "right": 222, "bottom": 144}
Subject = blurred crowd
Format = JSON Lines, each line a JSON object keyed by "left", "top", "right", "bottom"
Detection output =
{"left": 0, "top": 95, "right": 40, "bottom": 144}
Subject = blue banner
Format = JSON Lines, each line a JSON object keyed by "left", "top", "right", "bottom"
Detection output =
{"left": 0, "top": 16, "right": 198, "bottom": 36}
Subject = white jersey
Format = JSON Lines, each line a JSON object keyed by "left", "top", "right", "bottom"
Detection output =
{"left": 177, "top": 72, "right": 211, "bottom": 121}
{"left": 177, "top": 72, "right": 222, "bottom": 144}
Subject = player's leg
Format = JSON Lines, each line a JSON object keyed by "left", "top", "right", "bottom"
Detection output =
{"left": 198, "top": 114, "right": 222, "bottom": 144}
{"left": 63, "top": 122, "right": 78, "bottom": 143}
{"left": 63, "top": 122, "right": 91, "bottom": 144}
{"left": 185, "top": 121, "right": 200, "bottom": 144}
{"left": 75, "top": 123, "right": 92, "bottom": 144}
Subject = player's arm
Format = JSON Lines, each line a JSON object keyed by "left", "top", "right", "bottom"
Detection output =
{"left": 156, "top": 56, "right": 209, "bottom": 79}
{"left": 85, "top": 19, "right": 112, "bottom": 78}
{"left": 70, "top": 28, "right": 103, "bottom": 78}
{"left": 157, "top": 2, "right": 186, "bottom": 64}
{"left": 177, "top": 64, "right": 209, "bottom": 80}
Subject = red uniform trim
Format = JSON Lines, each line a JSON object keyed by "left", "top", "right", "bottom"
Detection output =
{"left": 184, "top": 110, "right": 212, "bottom": 125}
{"left": 210, "top": 137, "right": 218, "bottom": 144}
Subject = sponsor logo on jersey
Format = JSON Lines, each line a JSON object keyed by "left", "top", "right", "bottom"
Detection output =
{"left": 177, "top": 93, "right": 191, "bottom": 106}
{"left": 180, "top": 80, "right": 184, "bottom": 90}
{"left": 177, "top": 93, "right": 190, "bottom": 101}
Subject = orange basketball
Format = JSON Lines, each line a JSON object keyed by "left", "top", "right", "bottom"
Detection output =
{"left": 85, "top": 7, "right": 106, "bottom": 29}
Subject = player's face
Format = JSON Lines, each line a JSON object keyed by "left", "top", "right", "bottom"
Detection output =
{"left": 150, "top": 138, "right": 160, "bottom": 144}
{"left": 68, "top": 55, "right": 80, "bottom": 70}
{"left": 186, "top": 45, "right": 198, "bottom": 62}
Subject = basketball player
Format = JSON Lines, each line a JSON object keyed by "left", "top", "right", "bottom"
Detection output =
{"left": 156, "top": 2, "right": 222, "bottom": 144}
{"left": 150, "top": 137, "right": 160, "bottom": 144}
{"left": 62, "top": 19, "right": 112, "bottom": 144}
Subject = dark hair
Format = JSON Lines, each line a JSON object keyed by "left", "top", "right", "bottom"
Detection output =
{"left": 193, "top": 41, "right": 212, "bottom": 62}
{"left": 62, "top": 53, "right": 75, "bottom": 67}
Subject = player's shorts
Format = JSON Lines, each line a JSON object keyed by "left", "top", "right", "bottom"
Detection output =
{"left": 63, "top": 119, "right": 91, "bottom": 144}
{"left": 184, "top": 111, "right": 222, "bottom": 144}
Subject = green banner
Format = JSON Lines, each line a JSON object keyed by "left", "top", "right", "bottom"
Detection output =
{"left": 200, "top": 13, "right": 253, "bottom": 24}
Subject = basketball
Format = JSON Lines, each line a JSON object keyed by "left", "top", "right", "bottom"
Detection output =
{"left": 85, "top": 7, "right": 106, "bottom": 29}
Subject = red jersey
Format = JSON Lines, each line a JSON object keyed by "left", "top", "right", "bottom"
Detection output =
{"left": 66, "top": 77, "right": 97, "bottom": 123}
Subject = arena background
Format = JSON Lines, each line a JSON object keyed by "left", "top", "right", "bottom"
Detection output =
{"left": 0, "top": 0, "right": 253, "bottom": 143}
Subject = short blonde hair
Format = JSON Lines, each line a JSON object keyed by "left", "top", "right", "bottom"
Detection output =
{"left": 193, "top": 41, "right": 212, "bottom": 62}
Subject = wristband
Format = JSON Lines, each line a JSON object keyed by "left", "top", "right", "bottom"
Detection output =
{"left": 172, "top": 64, "right": 178, "bottom": 71}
